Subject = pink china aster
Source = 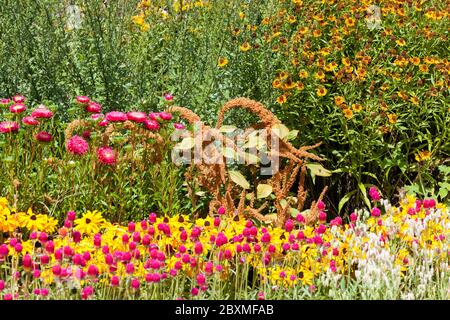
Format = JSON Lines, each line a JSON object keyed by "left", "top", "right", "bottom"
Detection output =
{"left": 106, "top": 111, "right": 127, "bottom": 122}
{"left": 86, "top": 102, "right": 102, "bottom": 113}
{"left": 0, "top": 121, "right": 19, "bottom": 133}
{"left": 144, "top": 119, "right": 160, "bottom": 131}
{"left": 97, "top": 146, "right": 116, "bottom": 165}
{"left": 127, "top": 111, "right": 147, "bottom": 123}
{"left": 91, "top": 113, "right": 104, "bottom": 120}
{"left": 76, "top": 96, "right": 90, "bottom": 104}
{"left": 173, "top": 123, "right": 185, "bottom": 130}
{"left": 22, "top": 116, "right": 39, "bottom": 126}
{"left": 9, "top": 103, "right": 27, "bottom": 114}
{"left": 148, "top": 112, "right": 160, "bottom": 120}
{"left": 66, "top": 135, "right": 89, "bottom": 155}
{"left": 164, "top": 93, "right": 173, "bottom": 101}
{"left": 12, "top": 95, "right": 25, "bottom": 103}
{"left": 159, "top": 112, "right": 172, "bottom": 121}
{"left": 0, "top": 98, "right": 11, "bottom": 105}
{"left": 32, "top": 106, "right": 53, "bottom": 118}
{"left": 36, "top": 131, "right": 52, "bottom": 143}
{"left": 98, "top": 119, "right": 109, "bottom": 127}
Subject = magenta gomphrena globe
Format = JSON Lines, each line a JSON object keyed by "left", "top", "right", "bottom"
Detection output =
{"left": 66, "top": 135, "right": 89, "bottom": 155}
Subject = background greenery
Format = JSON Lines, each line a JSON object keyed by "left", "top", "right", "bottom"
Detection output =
{"left": 0, "top": 0, "right": 448, "bottom": 219}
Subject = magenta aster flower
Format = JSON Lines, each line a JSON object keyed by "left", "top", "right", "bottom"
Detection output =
{"left": 86, "top": 102, "right": 102, "bottom": 113}
{"left": 66, "top": 135, "right": 89, "bottom": 155}
{"left": 91, "top": 113, "right": 104, "bottom": 120}
{"left": 127, "top": 111, "right": 147, "bottom": 123}
{"left": 12, "top": 95, "right": 25, "bottom": 103}
{"left": 149, "top": 112, "right": 160, "bottom": 120}
{"left": 32, "top": 106, "right": 53, "bottom": 118}
{"left": 173, "top": 123, "right": 185, "bottom": 130}
{"left": 0, "top": 98, "right": 11, "bottom": 105}
{"left": 144, "top": 119, "right": 160, "bottom": 131}
{"left": 98, "top": 119, "right": 109, "bottom": 127}
{"left": 105, "top": 111, "right": 127, "bottom": 122}
{"left": 9, "top": 103, "right": 26, "bottom": 114}
{"left": 0, "top": 121, "right": 19, "bottom": 133}
{"left": 22, "top": 116, "right": 39, "bottom": 126}
{"left": 159, "top": 112, "right": 172, "bottom": 121}
{"left": 76, "top": 96, "right": 90, "bottom": 104}
{"left": 97, "top": 146, "right": 116, "bottom": 165}
{"left": 36, "top": 131, "right": 52, "bottom": 143}
{"left": 164, "top": 93, "right": 173, "bottom": 101}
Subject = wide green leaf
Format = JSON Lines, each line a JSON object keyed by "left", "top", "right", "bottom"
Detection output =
{"left": 229, "top": 170, "right": 250, "bottom": 189}
{"left": 257, "top": 184, "right": 272, "bottom": 199}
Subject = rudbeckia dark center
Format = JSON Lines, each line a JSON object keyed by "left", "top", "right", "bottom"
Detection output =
{"left": 86, "top": 218, "right": 91, "bottom": 224}
{"left": 30, "top": 215, "right": 37, "bottom": 221}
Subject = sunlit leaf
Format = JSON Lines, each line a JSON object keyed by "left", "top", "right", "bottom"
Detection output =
{"left": 229, "top": 170, "right": 250, "bottom": 189}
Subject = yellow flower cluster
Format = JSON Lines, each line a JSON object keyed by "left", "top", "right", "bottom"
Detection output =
{"left": 0, "top": 199, "right": 58, "bottom": 234}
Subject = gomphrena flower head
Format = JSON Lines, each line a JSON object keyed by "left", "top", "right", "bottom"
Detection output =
{"left": 0, "top": 121, "right": 19, "bottom": 134}
{"left": 105, "top": 111, "right": 127, "bottom": 122}
{"left": 81, "top": 286, "right": 94, "bottom": 300}
{"left": 97, "top": 146, "right": 116, "bottom": 165}
{"left": 369, "top": 186, "right": 381, "bottom": 201}
{"left": 22, "top": 116, "right": 39, "bottom": 126}
{"left": 76, "top": 96, "right": 90, "bottom": 104}
{"left": 66, "top": 135, "right": 89, "bottom": 155}
{"left": 86, "top": 102, "right": 102, "bottom": 113}
{"left": 31, "top": 106, "right": 53, "bottom": 118}
{"left": 371, "top": 207, "right": 381, "bottom": 217}
{"left": 317, "top": 200, "right": 326, "bottom": 211}
{"left": 67, "top": 211, "right": 77, "bottom": 221}
{"left": 10, "top": 103, "right": 26, "bottom": 114}
{"left": 127, "top": 111, "right": 147, "bottom": 123}
{"left": 36, "top": 131, "right": 53, "bottom": 143}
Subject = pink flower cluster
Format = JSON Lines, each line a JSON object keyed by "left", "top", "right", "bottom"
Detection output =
{"left": 67, "top": 136, "right": 89, "bottom": 155}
